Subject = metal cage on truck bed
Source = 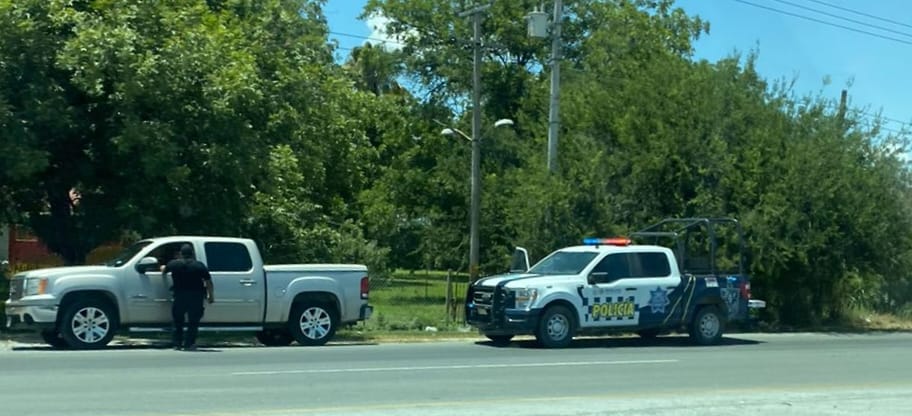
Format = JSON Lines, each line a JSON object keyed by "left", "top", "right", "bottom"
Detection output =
{"left": 630, "top": 217, "right": 747, "bottom": 277}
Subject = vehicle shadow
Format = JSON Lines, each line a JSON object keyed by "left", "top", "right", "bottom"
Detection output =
{"left": 8, "top": 339, "right": 379, "bottom": 352}
{"left": 476, "top": 335, "right": 764, "bottom": 349}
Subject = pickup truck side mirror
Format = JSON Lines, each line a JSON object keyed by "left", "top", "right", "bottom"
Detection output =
{"left": 135, "top": 257, "right": 159, "bottom": 274}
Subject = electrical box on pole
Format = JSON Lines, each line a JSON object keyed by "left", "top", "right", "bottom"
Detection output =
{"left": 526, "top": 8, "right": 548, "bottom": 38}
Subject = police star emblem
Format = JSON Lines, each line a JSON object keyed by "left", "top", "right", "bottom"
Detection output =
{"left": 648, "top": 286, "right": 670, "bottom": 313}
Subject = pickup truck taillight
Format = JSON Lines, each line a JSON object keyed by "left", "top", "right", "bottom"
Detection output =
{"left": 360, "top": 275, "right": 370, "bottom": 299}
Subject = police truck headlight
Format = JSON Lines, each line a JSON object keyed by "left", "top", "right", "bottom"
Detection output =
{"left": 512, "top": 288, "right": 538, "bottom": 310}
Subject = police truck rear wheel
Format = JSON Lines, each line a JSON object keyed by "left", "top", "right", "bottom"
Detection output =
{"left": 689, "top": 305, "right": 724, "bottom": 345}
{"left": 535, "top": 305, "right": 574, "bottom": 348}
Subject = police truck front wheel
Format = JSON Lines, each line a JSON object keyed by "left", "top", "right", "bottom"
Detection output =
{"left": 689, "top": 305, "right": 724, "bottom": 345}
{"left": 535, "top": 305, "right": 575, "bottom": 348}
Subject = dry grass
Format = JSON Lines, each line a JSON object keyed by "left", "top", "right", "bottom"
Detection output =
{"left": 847, "top": 311, "right": 912, "bottom": 331}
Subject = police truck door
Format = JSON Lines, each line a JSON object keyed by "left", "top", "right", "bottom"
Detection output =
{"left": 580, "top": 253, "right": 641, "bottom": 328}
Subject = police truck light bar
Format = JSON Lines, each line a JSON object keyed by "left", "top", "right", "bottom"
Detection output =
{"left": 582, "top": 237, "right": 632, "bottom": 246}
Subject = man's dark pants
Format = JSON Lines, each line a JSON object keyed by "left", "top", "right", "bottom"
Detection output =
{"left": 172, "top": 291, "right": 205, "bottom": 348}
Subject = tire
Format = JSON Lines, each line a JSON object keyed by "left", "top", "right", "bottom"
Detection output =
{"left": 689, "top": 305, "right": 724, "bottom": 346}
{"left": 288, "top": 302, "right": 337, "bottom": 346}
{"left": 40, "top": 330, "right": 68, "bottom": 349}
{"left": 484, "top": 334, "right": 514, "bottom": 346}
{"left": 256, "top": 330, "right": 294, "bottom": 347}
{"left": 535, "top": 305, "right": 575, "bottom": 348}
{"left": 59, "top": 298, "right": 117, "bottom": 349}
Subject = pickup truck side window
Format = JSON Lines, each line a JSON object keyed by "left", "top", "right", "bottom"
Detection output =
{"left": 204, "top": 242, "right": 253, "bottom": 272}
{"left": 148, "top": 242, "right": 192, "bottom": 267}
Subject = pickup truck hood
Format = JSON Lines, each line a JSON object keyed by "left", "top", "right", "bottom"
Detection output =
{"left": 16, "top": 265, "right": 114, "bottom": 279}
{"left": 475, "top": 273, "right": 576, "bottom": 288}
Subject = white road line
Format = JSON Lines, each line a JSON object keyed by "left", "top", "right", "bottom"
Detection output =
{"left": 232, "top": 359, "right": 679, "bottom": 376}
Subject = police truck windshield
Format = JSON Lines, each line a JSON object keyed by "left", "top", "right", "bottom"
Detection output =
{"left": 528, "top": 251, "right": 598, "bottom": 275}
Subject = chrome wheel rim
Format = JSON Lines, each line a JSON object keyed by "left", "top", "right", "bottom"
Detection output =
{"left": 298, "top": 307, "right": 332, "bottom": 340}
{"left": 699, "top": 312, "right": 720, "bottom": 339}
{"left": 71, "top": 307, "right": 110, "bottom": 344}
{"left": 546, "top": 313, "right": 569, "bottom": 341}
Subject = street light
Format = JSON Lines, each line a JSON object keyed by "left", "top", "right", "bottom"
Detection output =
{"left": 440, "top": 118, "right": 513, "bottom": 141}
{"left": 440, "top": 118, "right": 514, "bottom": 283}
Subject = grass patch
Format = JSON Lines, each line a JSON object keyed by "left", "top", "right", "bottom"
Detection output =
{"left": 364, "top": 273, "right": 469, "bottom": 331}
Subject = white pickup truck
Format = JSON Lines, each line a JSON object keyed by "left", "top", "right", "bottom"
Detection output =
{"left": 5, "top": 236, "right": 373, "bottom": 349}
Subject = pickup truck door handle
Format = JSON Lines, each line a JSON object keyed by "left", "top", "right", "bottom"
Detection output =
{"left": 624, "top": 288, "right": 637, "bottom": 292}
{"left": 131, "top": 294, "right": 148, "bottom": 299}
{"left": 239, "top": 279, "right": 257, "bottom": 286}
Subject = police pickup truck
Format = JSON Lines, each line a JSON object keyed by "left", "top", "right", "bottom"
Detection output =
{"left": 6, "top": 236, "right": 373, "bottom": 349}
{"left": 465, "top": 218, "right": 765, "bottom": 348}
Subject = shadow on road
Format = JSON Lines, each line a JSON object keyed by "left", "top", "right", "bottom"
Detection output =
{"left": 7, "top": 339, "right": 379, "bottom": 352}
{"left": 476, "top": 335, "right": 764, "bottom": 349}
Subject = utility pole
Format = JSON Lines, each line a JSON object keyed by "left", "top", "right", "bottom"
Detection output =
{"left": 837, "top": 89, "right": 848, "bottom": 130}
{"left": 547, "top": 0, "right": 563, "bottom": 173}
{"left": 458, "top": 3, "right": 491, "bottom": 282}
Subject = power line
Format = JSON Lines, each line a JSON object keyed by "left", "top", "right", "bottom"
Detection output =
{"left": 806, "top": 0, "right": 912, "bottom": 31}
{"left": 731, "top": 0, "right": 912, "bottom": 46}
{"left": 328, "top": 30, "right": 405, "bottom": 46}
{"left": 769, "top": 0, "right": 912, "bottom": 39}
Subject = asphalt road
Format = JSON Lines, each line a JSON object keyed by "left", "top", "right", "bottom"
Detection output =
{"left": 1, "top": 332, "right": 910, "bottom": 416}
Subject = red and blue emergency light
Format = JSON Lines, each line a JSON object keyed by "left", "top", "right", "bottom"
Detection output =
{"left": 582, "top": 237, "right": 632, "bottom": 246}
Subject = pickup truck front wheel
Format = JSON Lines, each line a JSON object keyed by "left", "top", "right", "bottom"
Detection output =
{"left": 289, "top": 302, "right": 337, "bottom": 346}
{"left": 60, "top": 299, "right": 116, "bottom": 349}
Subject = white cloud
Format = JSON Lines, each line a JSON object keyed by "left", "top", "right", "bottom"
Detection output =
{"left": 365, "top": 12, "right": 413, "bottom": 52}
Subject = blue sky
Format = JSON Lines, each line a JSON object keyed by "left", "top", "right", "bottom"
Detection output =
{"left": 325, "top": 0, "right": 911, "bottom": 133}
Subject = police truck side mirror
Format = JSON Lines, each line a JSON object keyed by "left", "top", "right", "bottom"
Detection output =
{"left": 509, "top": 247, "right": 530, "bottom": 273}
{"left": 588, "top": 272, "right": 608, "bottom": 285}
{"left": 135, "top": 257, "right": 159, "bottom": 273}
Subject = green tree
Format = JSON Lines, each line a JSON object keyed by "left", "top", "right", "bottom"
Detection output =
{"left": 0, "top": 0, "right": 380, "bottom": 264}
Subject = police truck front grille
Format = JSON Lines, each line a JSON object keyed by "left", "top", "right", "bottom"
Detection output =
{"left": 473, "top": 287, "right": 495, "bottom": 307}
{"left": 9, "top": 278, "right": 24, "bottom": 301}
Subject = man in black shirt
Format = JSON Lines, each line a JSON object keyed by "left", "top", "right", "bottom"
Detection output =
{"left": 161, "top": 244, "right": 214, "bottom": 350}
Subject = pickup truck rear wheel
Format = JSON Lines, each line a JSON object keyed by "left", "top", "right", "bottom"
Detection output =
{"left": 256, "top": 330, "right": 294, "bottom": 347}
{"left": 689, "top": 305, "right": 724, "bottom": 345}
{"left": 535, "top": 305, "right": 575, "bottom": 348}
{"left": 289, "top": 302, "right": 337, "bottom": 346}
{"left": 60, "top": 299, "right": 116, "bottom": 349}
